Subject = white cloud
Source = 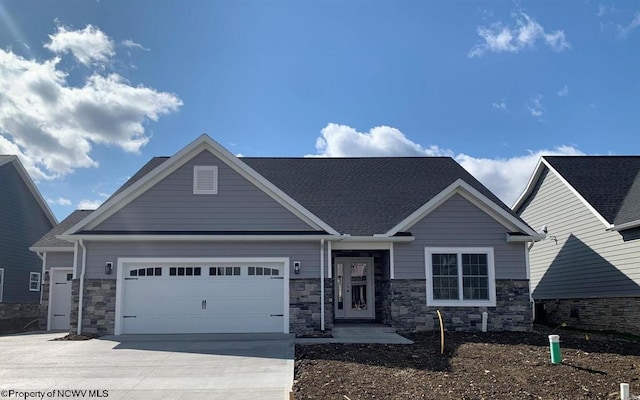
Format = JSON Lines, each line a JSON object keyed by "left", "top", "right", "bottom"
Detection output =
{"left": 456, "top": 146, "right": 584, "bottom": 206}
{"left": 618, "top": 13, "right": 640, "bottom": 38}
{"left": 310, "top": 123, "right": 451, "bottom": 157}
{"left": 122, "top": 39, "right": 150, "bottom": 51}
{"left": 309, "top": 123, "right": 584, "bottom": 206}
{"left": 46, "top": 197, "right": 72, "bottom": 206}
{"left": 557, "top": 85, "right": 569, "bottom": 97}
{"left": 469, "top": 12, "right": 570, "bottom": 57}
{"left": 492, "top": 101, "right": 508, "bottom": 111}
{"left": 527, "top": 94, "right": 545, "bottom": 118}
{"left": 0, "top": 25, "right": 182, "bottom": 181}
{"left": 77, "top": 199, "right": 103, "bottom": 209}
{"left": 44, "top": 25, "right": 114, "bottom": 66}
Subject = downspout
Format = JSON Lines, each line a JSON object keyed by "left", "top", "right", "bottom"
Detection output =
{"left": 77, "top": 240, "right": 87, "bottom": 335}
{"left": 320, "top": 238, "right": 325, "bottom": 331}
{"left": 526, "top": 241, "right": 535, "bottom": 321}
{"left": 35, "top": 252, "right": 45, "bottom": 304}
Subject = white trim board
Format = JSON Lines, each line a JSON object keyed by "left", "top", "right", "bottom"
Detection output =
{"left": 385, "top": 179, "right": 537, "bottom": 237}
{"left": 63, "top": 134, "right": 339, "bottom": 236}
{"left": 512, "top": 157, "right": 613, "bottom": 229}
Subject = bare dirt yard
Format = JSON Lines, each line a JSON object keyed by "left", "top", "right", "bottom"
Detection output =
{"left": 294, "top": 327, "right": 640, "bottom": 400}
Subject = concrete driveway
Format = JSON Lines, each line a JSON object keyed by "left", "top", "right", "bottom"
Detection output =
{"left": 0, "top": 332, "right": 294, "bottom": 400}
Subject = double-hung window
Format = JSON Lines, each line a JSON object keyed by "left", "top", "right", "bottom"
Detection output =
{"left": 29, "top": 272, "right": 41, "bottom": 292}
{"left": 425, "top": 247, "right": 496, "bottom": 306}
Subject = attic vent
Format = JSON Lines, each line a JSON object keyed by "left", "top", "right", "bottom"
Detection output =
{"left": 193, "top": 166, "right": 218, "bottom": 194}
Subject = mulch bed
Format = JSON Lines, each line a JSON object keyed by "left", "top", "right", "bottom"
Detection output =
{"left": 52, "top": 333, "right": 98, "bottom": 341}
{"left": 294, "top": 327, "right": 640, "bottom": 400}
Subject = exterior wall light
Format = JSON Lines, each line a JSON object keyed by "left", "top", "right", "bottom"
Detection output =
{"left": 105, "top": 262, "right": 113, "bottom": 275}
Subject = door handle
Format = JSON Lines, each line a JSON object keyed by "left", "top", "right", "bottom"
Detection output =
{"left": 202, "top": 300, "right": 207, "bottom": 310}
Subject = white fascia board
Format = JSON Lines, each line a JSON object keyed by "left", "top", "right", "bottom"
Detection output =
{"left": 57, "top": 234, "right": 341, "bottom": 242}
{"left": 541, "top": 158, "right": 613, "bottom": 229}
{"left": 2, "top": 156, "right": 58, "bottom": 226}
{"left": 62, "top": 134, "right": 339, "bottom": 236}
{"left": 335, "top": 235, "right": 414, "bottom": 243}
{"left": 385, "top": 179, "right": 537, "bottom": 236}
{"left": 512, "top": 157, "right": 545, "bottom": 212}
{"left": 609, "top": 220, "right": 640, "bottom": 231}
{"left": 29, "top": 246, "right": 74, "bottom": 253}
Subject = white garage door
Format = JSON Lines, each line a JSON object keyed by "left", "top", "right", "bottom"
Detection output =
{"left": 117, "top": 258, "right": 288, "bottom": 334}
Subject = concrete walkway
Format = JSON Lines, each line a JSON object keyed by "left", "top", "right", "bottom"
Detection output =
{"left": 0, "top": 332, "right": 294, "bottom": 400}
{"left": 295, "top": 324, "right": 414, "bottom": 345}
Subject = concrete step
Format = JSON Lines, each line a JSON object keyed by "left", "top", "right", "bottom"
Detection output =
{"left": 332, "top": 324, "right": 397, "bottom": 337}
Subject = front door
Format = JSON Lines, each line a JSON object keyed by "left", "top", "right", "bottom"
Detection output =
{"left": 334, "top": 257, "right": 374, "bottom": 319}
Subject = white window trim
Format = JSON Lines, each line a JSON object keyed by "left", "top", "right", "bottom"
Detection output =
{"left": 0, "top": 268, "right": 4, "bottom": 302}
{"left": 193, "top": 165, "right": 218, "bottom": 194}
{"left": 29, "top": 272, "right": 41, "bottom": 292}
{"left": 424, "top": 247, "right": 496, "bottom": 307}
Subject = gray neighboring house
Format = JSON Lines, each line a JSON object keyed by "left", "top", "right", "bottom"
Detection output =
{"left": 0, "top": 155, "right": 57, "bottom": 329}
{"left": 48, "top": 134, "right": 539, "bottom": 336}
{"left": 513, "top": 156, "right": 640, "bottom": 335}
{"left": 30, "top": 210, "right": 92, "bottom": 330}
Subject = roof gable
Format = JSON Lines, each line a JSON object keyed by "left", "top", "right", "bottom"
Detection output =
{"left": 0, "top": 155, "right": 57, "bottom": 226}
{"left": 514, "top": 156, "right": 640, "bottom": 230}
{"left": 63, "top": 135, "right": 339, "bottom": 236}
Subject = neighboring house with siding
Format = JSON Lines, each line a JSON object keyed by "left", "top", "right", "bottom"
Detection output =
{"left": 43, "top": 134, "right": 538, "bottom": 337}
{"left": 30, "top": 210, "right": 92, "bottom": 331}
{"left": 0, "top": 155, "right": 57, "bottom": 330}
{"left": 513, "top": 156, "right": 640, "bottom": 335}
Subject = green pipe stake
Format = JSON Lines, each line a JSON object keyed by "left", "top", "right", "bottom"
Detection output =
{"left": 548, "top": 335, "right": 562, "bottom": 364}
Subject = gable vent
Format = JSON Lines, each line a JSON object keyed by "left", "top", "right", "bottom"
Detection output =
{"left": 193, "top": 166, "right": 218, "bottom": 194}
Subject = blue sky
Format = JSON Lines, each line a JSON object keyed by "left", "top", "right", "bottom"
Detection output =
{"left": 0, "top": 0, "right": 638, "bottom": 221}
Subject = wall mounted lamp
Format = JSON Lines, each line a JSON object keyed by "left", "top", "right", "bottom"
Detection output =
{"left": 293, "top": 261, "right": 301, "bottom": 274}
{"left": 105, "top": 262, "right": 113, "bottom": 275}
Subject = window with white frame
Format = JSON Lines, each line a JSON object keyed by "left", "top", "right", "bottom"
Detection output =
{"left": 424, "top": 247, "right": 496, "bottom": 307}
{"left": 29, "top": 272, "right": 41, "bottom": 292}
{"left": 193, "top": 166, "right": 218, "bottom": 194}
{"left": 0, "top": 268, "right": 4, "bottom": 302}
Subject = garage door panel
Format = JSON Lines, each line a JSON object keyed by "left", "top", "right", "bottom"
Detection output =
{"left": 123, "top": 315, "right": 283, "bottom": 334}
{"left": 120, "top": 260, "right": 286, "bottom": 334}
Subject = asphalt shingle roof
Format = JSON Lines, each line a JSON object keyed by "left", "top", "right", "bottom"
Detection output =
{"left": 56, "top": 155, "right": 526, "bottom": 237}
{"left": 31, "top": 210, "right": 93, "bottom": 248}
{"left": 242, "top": 157, "right": 519, "bottom": 235}
{"left": 544, "top": 156, "right": 640, "bottom": 226}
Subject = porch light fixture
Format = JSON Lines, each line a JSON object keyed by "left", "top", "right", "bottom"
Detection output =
{"left": 44, "top": 270, "right": 49, "bottom": 283}
{"left": 293, "top": 261, "right": 301, "bottom": 274}
{"left": 105, "top": 262, "right": 113, "bottom": 275}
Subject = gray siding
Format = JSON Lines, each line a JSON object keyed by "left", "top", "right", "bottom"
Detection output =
{"left": 518, "top": 168, "right": 640, "bottom": 299}
{"left": 94, "top": 151, "right": 315, "bottom": 231}
{"left": 394, "top": 194, "right": 527, "bottom": 280}
{"left": 45, "top": 252, "right": 74, "bottom": 270}
{"left": 83, "top": 240, "right": 323, "bottom": 280}
{"left": 0, "top": 163, "right": 54, "bottom": 303}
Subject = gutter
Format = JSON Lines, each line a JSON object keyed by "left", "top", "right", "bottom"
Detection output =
{"left": 505, "top": 233, "right": 546, "bottom": 243}
{"left": 77, "top": 240, "right": 87, "bottom": 335}
{"left": 56, "top": 234, "right": 416, "bottom": 243}
{"left": 608, "top": 220, "right": 640, "bottom": 232}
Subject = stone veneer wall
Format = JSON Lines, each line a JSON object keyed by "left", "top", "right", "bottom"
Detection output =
{"left": 382, "top": 279, "right": 532, "bottom": 332}
{"left": 0, "top": 302, "right": 45, "bottom": 333}
{"left": 70, "top": 279, "right": 117, "bottom": 336}
{"left": 539, "top": 297, "right": 640, "bottom": 336}
{"left": 289, "top": 278, "right": 333, "bottom": 335}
